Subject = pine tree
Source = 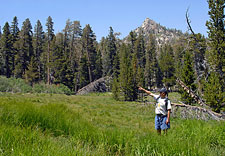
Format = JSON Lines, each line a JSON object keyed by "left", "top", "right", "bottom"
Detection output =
{"left": 61, "top": 60, "right": 74, "bottom": 90}
{"left": 118, "top": 44, "right": 138, "bottom": 101}
{"left": 33, "top": 20, "right": 44, "bottom": 81}
{"left": 112, "top": 50, "right": 120, "bottom": 78}
{"left": 0, "top": 26, "right": 1, "bottom": 40}
{"left": 14, "top": 18, "right": 33, "bottom": 78}
{"left": 130, "top": 52, "right": 138, "bottom": 100}
{"left": 46, "top": 16, "right": 54, "bottom": 84}
{"left": 63, "top": 19, "right": 72, "bottom": 59}
{"left": 204, "top": 72, "right": 224, "bottom": 112}
{"left": 181, "top": 50, "right": 196, "bottom": 105}
{"left": 70, "top": 21, "right": 82, "bottom": 92}
{"left": 102, "top": 27, "right": 117, "bottom": 76}
{"left": 0, "top": 26, "right": 3, "bottom": 74}
{"left": 51, "top": 33, "right": 65, "bottom": 84}
{"left": 119, "top": 44, "right": 130, "bottom": 100}
{"left": 112, "top": 77, "right": 120, "bottom": 100}
{"left": 1, "top": 22, "right": 13, "bottom": 77}
{"left": 145, "top": 34, "right": 158, "bottom": 89}
{"left": 158, "top": 44, "right": 175, "bottom": 88}
{"left": 134, "top": 33, "right": 145, "bottom": 68}
{"left": 11, "top": 16, "right": 20, "bottom": 75}
{"left": 70, "top": 20, "right": 82, "bottom": 73}
{"left": 81, "top": 24, "right": 97, "bottom": 83}
{"left": 78, "top": 53, "right": 89, "bottom": 88}
{"left": 204, "top": 0, "right": 225, "bottom": 112}
{"left": 94, "top": 49, "right": 103, "bottom": 79}
{"left": 128, "top": 31, "right": 137, "bottom": 53}
{"left": 25, "top": 56, "right": 39, "bottom": 86}
{"left": 206, "top": 0, "right": 225, "bottom": 77}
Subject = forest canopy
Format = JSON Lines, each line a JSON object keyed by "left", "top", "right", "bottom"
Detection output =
{"left": 0, "top": 0, "right": 224, "bottom": 112}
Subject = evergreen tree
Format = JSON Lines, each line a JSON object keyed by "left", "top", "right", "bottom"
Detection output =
{"left": 1, "top": 22, "right": 13, "bottom": 77}
{"left": 144, "top": 34, "right": 158, "bottom": 89}
{"left": 10, "top": 16, "right": 20, "bottom": 75}
{"left": 25, "top": 56, "right": 39, "bottom": 86}
{"left": 118, "top": 44, "right": 137, "bottom": 101}
{"left": 51, "top": 33, "right": 65, "bottom": 84}
{"left": 46, "top": 16, "right": 54, "bottom": 84}
{"left": 70, "top": 20, "right": 82, "bottom": 71}
{"left": 0, "top": 26, "right": 1, "bottom": 39}
{"left": 112, "top": 50, "right": 120, "bottom": 78}
{"left": 173, "top": 37, "right": 186, "bottom": 79}
{"left": 206, "top": 0, "right": 225, "bottom": 77}
{"left": 204, "top": 0, "right": 225, "bottom": 112}
{"left": 81, "top": 24, "right": 97, "bottom": 83}
{"left": 70, "top": 21, "right": 82, "bottom": 92}
{"left": 14, "top": 18, "right": 33, "bottom": 78}
{"left": 33, "top": 20, "right": 44, "bottom": 81}
{"left": 112, "top": 77, "right": 120, "bottom": 100}
{"left": 78, "top": 53, "right": 89, "bottom": 88}
{"left": 58, "top": 19, "right": 75, "bottom": 89}
{"left": 130, "top": 52, "right": 138, "bottom": 100}
{"left": 128, "top": 31, "right": 137, "bottom": 53}
{"left": 61, "top": 60, "right": 74, "bottom": 90}
{"left": 94, "top": 49, "right": 103, "bottom": 79}
{"left": 102, "top": 27, "right": 117, "bottom": 76}
{"left": 204, "top": 72, "right": 224, "bottom": 112}
{"left": 134, "top": 33, "right": 145, "bottom": 68}
{"left": 0, "top": 26, "right": 2, "bottom": 74}
{"left": 99, "top": 37, "right": 107, "bottom": 76}
{"left": 158, "top": 44, "right": 175, "bottom": 88}
{"left": 63, "top": 19, "right": 72, "bottom": 59}
{"left": 181, "top": 50, "right": 196, "bottom": 105}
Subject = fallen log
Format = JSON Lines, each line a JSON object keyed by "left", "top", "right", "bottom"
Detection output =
{"left": 171, "top": 102, "right": 225, "bottom": 121}
{"left": 142, "top": 101, "right": 224, "bottom": 121}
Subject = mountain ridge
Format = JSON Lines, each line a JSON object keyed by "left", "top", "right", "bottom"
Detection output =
{"left": 133, "top": 18, "right": 184, "bottom": 46}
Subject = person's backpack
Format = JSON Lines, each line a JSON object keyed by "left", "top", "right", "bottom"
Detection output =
{"left": 156, "top": 96, "right": 169, "bottom": 111}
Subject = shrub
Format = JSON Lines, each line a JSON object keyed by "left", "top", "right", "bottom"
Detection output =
{"left": 32, "top": 83, "right": 73, "bottom": 95}
{"left": 0, "top": 76, "right": 12, "bottom": 92}
{"left": 0, "top": 76, "right": 72, "bottom": 95}
{"left": 0, "top": 76, "right": 32, "bottom": 93}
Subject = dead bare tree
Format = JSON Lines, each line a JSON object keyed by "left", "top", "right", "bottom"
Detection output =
{"left": 185, "top": 8, "right": 210, "bottom": 96}
{"left": 176, "top": 78, "right": 208, "bottom": 108}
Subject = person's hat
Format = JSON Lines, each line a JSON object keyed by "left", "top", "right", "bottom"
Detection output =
{"left": 159, "top": 88, "right": 167, "bottom": 93}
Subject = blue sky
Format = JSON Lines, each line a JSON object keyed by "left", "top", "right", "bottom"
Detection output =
{"left": 0, "top": 0, "right": 209, "bottom": 41}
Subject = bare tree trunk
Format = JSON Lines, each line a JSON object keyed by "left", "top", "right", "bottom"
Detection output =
{"left": 176, "top": 78, "right": 208, "bottom": 108}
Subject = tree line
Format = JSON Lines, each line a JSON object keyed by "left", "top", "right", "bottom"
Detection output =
{"left": 0, "top": 0, "right": 224, "bottom": 112}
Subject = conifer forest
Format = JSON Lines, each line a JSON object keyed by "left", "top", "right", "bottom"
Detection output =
{"left": 0, "top": 0, "right": 224, "bottom": 113}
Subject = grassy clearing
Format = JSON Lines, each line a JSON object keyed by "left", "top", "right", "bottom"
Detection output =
{"left": 0, "top": 92, "right": 224, "bottom": 155}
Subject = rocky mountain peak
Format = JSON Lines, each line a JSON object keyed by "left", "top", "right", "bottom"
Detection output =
{"left": 134, "top": 18, "right": 183, "bottom": 46}
{"left": 141, "top": 18, "right": 157, "bottom": 30}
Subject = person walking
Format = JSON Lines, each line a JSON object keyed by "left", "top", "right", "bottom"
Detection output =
{"left": 138, "top": 87, "right": 171, "bottom": 135}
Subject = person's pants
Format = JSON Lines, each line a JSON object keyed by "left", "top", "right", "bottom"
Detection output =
{"left": 155, "top": 114, "right": 170, "bottom": 130}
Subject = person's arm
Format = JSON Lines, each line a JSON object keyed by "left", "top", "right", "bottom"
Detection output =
{"left": 138, "top": 87, "right": 154, "bottom": 97}
{"left": 166, "top": 109, "right": 171, "bottom": 124}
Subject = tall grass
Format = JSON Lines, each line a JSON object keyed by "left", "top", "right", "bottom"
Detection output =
{"left": 0, "top": 93, "right": 224, "bottom": 155}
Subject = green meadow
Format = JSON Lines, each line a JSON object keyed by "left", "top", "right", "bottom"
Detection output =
{"left": 0, "top": 92, "right": 224, "bottom": 156}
